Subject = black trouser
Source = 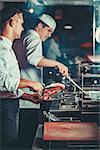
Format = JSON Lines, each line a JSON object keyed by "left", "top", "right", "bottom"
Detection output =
{"left": 18, "top": 109, "right": 40, "bottom": 150}
{"left": 18, "top": 102, "right": 49, "bottom": 150}
{"left": 0, "top": 98, "right": 19, "bottom": 150}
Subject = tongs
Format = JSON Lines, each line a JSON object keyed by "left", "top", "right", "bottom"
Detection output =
{"left": 65, "top": 76, "right": 100, "bottom": 101}
{"left": 66, "top": 76, "right": 87, "bottom": 95}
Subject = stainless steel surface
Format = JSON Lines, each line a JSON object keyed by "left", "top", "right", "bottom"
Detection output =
{"left": 67, "top": 76, "right": 88, "bottom": 94}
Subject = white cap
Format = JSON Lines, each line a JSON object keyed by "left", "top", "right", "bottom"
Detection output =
{"left": 96, "top": 26, "right": 100, "bottom": 43}
{"left": 38, "top": 14, "right": 56, "bottom": 32}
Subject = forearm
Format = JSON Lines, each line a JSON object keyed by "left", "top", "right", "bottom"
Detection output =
{"left": 37, "top": 57, "right": 61, "bottom": 67}
{"left": 37, "top": 57, "right": 68, "bottom": 76}
{"left": 19, "top": 79, "right": 36, "bottom": 89}
{"left": 19, "top": 79, "right": 43, "bottom": 92}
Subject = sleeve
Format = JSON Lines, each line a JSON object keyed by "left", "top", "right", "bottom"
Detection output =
{"left": 0, "top": 48, "right": 19, "bottom": 93}
{"left": 17, "top": 88, "right": 25, "bottom": 98}
{"left": 0, "top": 88, "right": 24, "bottom": 99}
{"left": 23, "top": 34, "right": 44, "bottom": 67}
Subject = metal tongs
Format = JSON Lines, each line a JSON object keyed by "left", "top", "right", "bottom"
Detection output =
{"left": 66, "top": 76, "right": 87, "bottom": 95}
{"left": 64, "top": 76, "right": 100, "bottom": 101}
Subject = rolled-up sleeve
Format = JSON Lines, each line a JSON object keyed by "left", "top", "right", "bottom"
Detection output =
{"left": 23, "top": 33, "right": 43, "bottom": 67}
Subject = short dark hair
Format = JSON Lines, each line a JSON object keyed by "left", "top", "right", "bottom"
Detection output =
{"left": 0, "top": 7, "right": 22, "bottom": 26}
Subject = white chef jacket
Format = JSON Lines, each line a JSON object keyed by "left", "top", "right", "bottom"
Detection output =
{"left": 0, "top": 35, "right": 24, "bottom": 98}
{"left": 14, "top": 30, "right": 44, "bottom": 108}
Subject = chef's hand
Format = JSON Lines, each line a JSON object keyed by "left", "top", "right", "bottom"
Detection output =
{"left": 19, "top": 79, "right": 43, "bottom": 93}
{"left": 21, "top": 93, "right": 43, "bottom": 104}
{"left": 56, "top": 63, "right": 68, "bottom": 77}
{"left": 29, "top": 81, "right": 43, "bottom": 93}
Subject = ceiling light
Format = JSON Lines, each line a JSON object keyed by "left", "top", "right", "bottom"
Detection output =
{"left": 64, "top": 25, "right": 72, "bottom": 30}
{"left": 28, "top": 8, "right": 34, "bottom": 13}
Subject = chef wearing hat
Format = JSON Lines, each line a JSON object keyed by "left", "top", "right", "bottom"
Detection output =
{"left": 38, "top": 13, "right": 56, "bottom": 32}
{"left": 14, "top": 13, "right": 68, "bottom": 149}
